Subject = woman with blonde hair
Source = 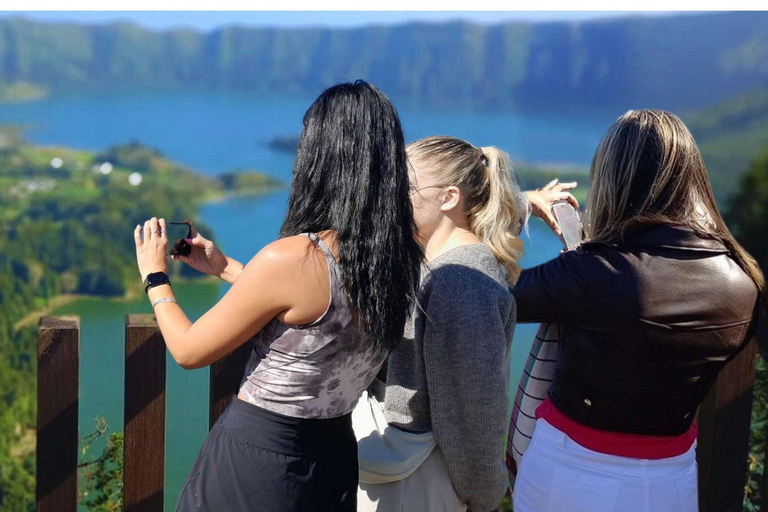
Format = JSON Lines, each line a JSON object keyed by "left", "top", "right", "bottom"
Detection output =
{"left": 356, "top": 136, "right": 576, "bottom": 512}
{"left": 511, "top": 110, "right": 764, "bottom": 512}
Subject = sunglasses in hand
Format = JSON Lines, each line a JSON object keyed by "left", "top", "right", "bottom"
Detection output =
{"left": 167, "top": 221, "right": 193, "bottom": 257}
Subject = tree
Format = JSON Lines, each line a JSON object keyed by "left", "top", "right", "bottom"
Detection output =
{"left": 725, "top": 150, "right": 768, "bottom": 511}
{"left": 79, "top": 418, "right": 124, "bottom": 512}
{"left": 726, "top": 149, "right": 768, "bottom": 355}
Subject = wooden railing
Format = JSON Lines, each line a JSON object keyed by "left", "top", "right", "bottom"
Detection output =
{"left": 36, "top": 315, "right": 761, "bottom": 511}
{"left": 696, "top": 337, "right": 760, "bottom": 512}
{"left": 36, "top": 315, "right": 250, "bottom": 512}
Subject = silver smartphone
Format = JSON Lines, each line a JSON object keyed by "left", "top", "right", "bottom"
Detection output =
{"left": 552, "top": 201, "right": 582, "bottom": 251}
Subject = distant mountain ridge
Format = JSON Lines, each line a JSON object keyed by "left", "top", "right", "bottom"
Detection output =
{"left": 1, "top": 12, "right": 767, "bottom": 110}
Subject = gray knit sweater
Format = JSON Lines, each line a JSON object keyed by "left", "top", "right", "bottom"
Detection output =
{"left": 383, "top": 243, "right": 516, "bottom": 512}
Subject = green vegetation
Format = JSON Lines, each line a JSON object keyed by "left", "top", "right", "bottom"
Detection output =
{"left": 687, "top": 88, "right": 768, "bottom": 200}
{"left": 2, "top": 135, "right": 232, "bottom": 296}
{"left": 0, "top": 81, "right": 47, "bottom": 102}
{"left": 726, "top": 153, "right": 768, "bottom": 512}
{"left": 726, "top": 149, "right": 768, "bottom": 283}
{"left": 218, "top": 169, "right": 284, "bottom": 195}
{"left": 745, "top": 355, "right": 767, "bottom": 511}
{"left": 0, "top": 326, "right": 35, "bottom": 512}
{"left": 715, "top": 149, "right": 768, "bottom": 511}
{"left": 79, "top": 419, "right": 124, "bottom": 512}
{"left": 0, "top": 128, "right": 279, "bottom": 510}
{"left": 1, "top": 13, "right": 768, "bottom": 110}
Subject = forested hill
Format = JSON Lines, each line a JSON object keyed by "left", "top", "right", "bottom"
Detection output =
{"left": 686, "top": 86, "right": 768, "bottom": 198}
{"left": 1, "top": 12, "right": 767, "bottom": 110}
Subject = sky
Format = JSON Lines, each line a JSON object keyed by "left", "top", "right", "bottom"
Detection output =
{"left": 0, "top": 11, "right": 680, "bottom": 31}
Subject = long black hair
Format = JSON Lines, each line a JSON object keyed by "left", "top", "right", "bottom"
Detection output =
{"left": 280, "top": 80, "right": 423, "bottom": 351}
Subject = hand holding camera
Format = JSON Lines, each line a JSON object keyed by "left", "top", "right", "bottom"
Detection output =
{"left": 169, "top": 219, "right": 241, "bottom": 282}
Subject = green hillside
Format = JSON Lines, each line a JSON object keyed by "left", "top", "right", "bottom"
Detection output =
{"left": 0, "top": 131, "right": 281, "bottom": 510}
{"left": 0, "top": 133, "right": 281, "bottom": 299}
{"left": 686, "top": 87, "right": 768, "bottom": 199}
{"left": 1, "top": 12, "right": 767, "bottom": 110}
{"left": 0, "top": 80, "right": 47, "bottom": 102}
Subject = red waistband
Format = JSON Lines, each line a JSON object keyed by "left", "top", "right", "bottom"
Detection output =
{"left": 535, "top": 397, "right": 697, "bottom": 459}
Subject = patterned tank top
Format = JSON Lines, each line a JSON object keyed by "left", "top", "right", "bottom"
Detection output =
{"left": 238, "top": 233, "right": 388, "bottom": 419}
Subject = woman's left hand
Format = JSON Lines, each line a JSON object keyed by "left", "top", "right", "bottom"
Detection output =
{"left": 525, "top": 179, "right": 579, "bottom": 236}
{"left": 134, "top": 217, "right": 169, "bottom": 281}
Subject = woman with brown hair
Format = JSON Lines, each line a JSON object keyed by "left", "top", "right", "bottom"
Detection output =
{"left": 511, "top": 110, "right": 764, "bottom": 512}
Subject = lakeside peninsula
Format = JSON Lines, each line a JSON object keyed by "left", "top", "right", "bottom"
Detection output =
{"left": 0, "top": 81, "right": 48, "bottom": 103}
{"left": 0, "top": 129, "right": 283, "bottom": 326}
{"left": 0, "top": 129, "right": 286, "bottom": 510}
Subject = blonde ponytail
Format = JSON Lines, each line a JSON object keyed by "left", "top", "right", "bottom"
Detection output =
{"left": 406, "top": 136, "right": 526, "bottom": 283}
{"left": 471, "top": 146, "right": 526, "bottom": 282}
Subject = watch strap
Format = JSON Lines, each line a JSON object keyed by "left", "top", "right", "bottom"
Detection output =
{"left": 144, "top": 272, "right": 171, "bottom": 294}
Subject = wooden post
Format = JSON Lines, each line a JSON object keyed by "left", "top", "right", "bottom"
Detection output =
{"left": 209, "top": 342, "right": 251, "bottom": 429}
{"left": 697, "top": 339, "right": 758, "bottom": 512}
{"left": 123, "top": 315, "right": 166, "bottom": 512}
{"left": 37, "top": 316, "right": 80, "bottom": 512}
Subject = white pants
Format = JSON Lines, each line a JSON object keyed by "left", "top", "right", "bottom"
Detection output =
{"left": 357, "top": 446, "right": 467, "bottom": 512}
{"left": 514, "top": 419, "right": 698, "bottom": 512}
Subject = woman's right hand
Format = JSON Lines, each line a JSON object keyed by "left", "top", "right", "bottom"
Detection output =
{"left": 172, "top": 220, "right": 243, "bottom": 283}
{"left": 525, "top": 179, "right": 578, "bottom": 236}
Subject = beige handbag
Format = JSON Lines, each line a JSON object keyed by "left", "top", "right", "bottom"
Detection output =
{"left": 352, "top": 382, "right": 436, "bottom": 484}
{"left": 353, "top": 380, "right": 466, "bottom": 512}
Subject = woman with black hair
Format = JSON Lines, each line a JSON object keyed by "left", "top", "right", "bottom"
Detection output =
{"left": 133, "top": 80, "right": 423, "bottom": 512}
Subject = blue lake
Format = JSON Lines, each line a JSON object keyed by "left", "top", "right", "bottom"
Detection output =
{"left": 0, "top": 91, "right": 610, "bottom": 510}
{"left": 0, "top": 90, "right": 616, "bottom": 178}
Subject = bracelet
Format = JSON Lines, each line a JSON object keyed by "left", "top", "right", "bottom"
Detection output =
{"left": 151, "top": 297, "right": 177, "bottom": 308}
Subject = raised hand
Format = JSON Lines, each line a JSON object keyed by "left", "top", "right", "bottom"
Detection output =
{"left": 134, "top": 217, "right": 169, "bottom": 282}
{"left": 171, "top": 219, "right": 239, "bottom": 282}
{"left": 524, "top": 179, "right": 579, "bottom": 236}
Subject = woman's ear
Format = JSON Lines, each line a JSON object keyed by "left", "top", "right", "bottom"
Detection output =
{"left": 439, "top": 186, "right": 462, "bottom": 212}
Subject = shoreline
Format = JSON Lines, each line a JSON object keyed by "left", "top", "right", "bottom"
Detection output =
{"left": 14, "top": 272, "right": 224, "bottom": 330}
{"left": 8, "top": 138, "right": 286, "bottom": 331}
{"left": 0, "top": 82, "right": 49, "bottom": 104}
{"left": 201, "top": 183, "right": 287, "bottom": 204}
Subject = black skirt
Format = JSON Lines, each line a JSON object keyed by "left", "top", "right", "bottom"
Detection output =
{"left": 175, "top": 397, "right": 358, "bottom": 512}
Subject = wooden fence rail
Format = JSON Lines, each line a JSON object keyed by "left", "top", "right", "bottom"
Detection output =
{"left": 36, "top": 315, "right": 760, "bottom": 511}
{"left": 124, "top": 315, "right": 167, "bottom": 511}
{"left": 696, "top": 339, "right": 759, "bottom": 512}
{"left": 36, "top": 315, "right": 251, "bottom": 512}
{"left": 37, "top": 316, "right": 79, "bottom": 512}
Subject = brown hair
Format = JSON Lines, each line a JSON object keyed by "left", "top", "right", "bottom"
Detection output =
{"left": 584, "top": 109, "right": 764, "bottom": 296}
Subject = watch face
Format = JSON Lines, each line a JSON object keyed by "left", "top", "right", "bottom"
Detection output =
{"left": 144, "top": 272, "right": 170, "bottom": 294}
{"left": 146, "top": 272, "right": 168, "bottom": 285}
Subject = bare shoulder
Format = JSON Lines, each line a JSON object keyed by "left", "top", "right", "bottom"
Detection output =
{"left": 243, "top": 235, "right": 329, "bottom": 286}
{"left": 254, "top": 235, "right": 316, "bottom": 263}
{"left": 238, "top": 234, "right": 331, "bottom": 325}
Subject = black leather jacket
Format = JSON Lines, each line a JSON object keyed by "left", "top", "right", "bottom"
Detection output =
{"left": 512, "top": 224, "right": 760, "bottom": 436}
